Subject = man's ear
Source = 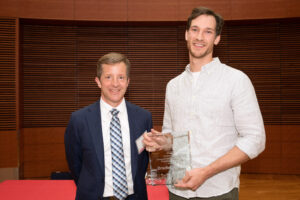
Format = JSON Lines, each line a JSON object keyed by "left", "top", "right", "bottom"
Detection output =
{"left": 214, "top": 35, "right": 221, "bottom": 45}
{"left": 127, "top": 78, "right": 130, "bottom": 86}
{"left": 185, "top": 30, "right": 188, "bottom": 41}
{"left": 95, "top": 77, "right": 101, "bottom": 88}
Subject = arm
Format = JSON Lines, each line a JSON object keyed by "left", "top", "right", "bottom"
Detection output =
{"left": 176, "top": 73, "right": 265, "bottom": 190}
{"left": 175, "top": 146, "right": 249, "bottom": 190}
{"left": 64, "top": 114, "right": 82, "bottom": 184}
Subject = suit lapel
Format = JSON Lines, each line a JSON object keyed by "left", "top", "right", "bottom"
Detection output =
{"left": 87, "top": 101, "right": 105, "bottom": 174}
{"left": 126, "top": 101, "right": 139, "bottom": 181}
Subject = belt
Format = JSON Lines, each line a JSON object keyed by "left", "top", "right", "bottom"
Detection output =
{"left": 102, "top": 194, "right": 132, "bottom": 200}
{"left": 102, "top": 196, "right": 119, "bottom": 200}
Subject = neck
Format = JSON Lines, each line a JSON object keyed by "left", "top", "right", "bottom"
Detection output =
{"left": 189, "top": 55, "right": 213, "bottom": 72}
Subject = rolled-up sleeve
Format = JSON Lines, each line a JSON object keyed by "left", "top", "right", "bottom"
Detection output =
{"left": 232, "top": 73, "right": 266, "bottom": 159}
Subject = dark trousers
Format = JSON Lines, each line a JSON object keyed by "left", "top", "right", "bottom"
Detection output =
{"left": 169, "top": 188, "right": 238, "bottom": 200}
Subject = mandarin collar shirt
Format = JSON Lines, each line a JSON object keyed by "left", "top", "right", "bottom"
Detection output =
{"left": 163, "top": 58, "right": 265, "bottom": 197}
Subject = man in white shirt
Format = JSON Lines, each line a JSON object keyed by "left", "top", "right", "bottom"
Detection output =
{"left": 143, "top": 7, "right": 265, "bottom": 200}
{"left": 65, "top": 52, "right": 152, "bottom": 200}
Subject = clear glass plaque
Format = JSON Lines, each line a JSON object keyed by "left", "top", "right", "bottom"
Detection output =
{"left": 145, "top": 131, "right": 191, "bottom": 186}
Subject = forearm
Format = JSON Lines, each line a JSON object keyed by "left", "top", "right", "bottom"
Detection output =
{"left": 203, "top": 146, "right": 249, "bottom": 179}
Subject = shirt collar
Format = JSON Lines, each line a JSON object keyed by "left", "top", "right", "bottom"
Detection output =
{"left": 185, "top": 57, "right": 220, "bottom": 75}
{"left": 100, "top": 97, "right": 126, "bottom": 116}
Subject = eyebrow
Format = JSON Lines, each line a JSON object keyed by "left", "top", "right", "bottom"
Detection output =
{"left": 191, "top": 25, "right": 215, "bottom": 30}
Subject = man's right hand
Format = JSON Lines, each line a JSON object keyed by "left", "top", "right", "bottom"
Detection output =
{"left": 143, "top": 129, "right": 172, "bottom": 152}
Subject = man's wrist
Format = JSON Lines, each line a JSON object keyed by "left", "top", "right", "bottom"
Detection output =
{"left": 163, "top": 134, "right": 173, "bottom": 151}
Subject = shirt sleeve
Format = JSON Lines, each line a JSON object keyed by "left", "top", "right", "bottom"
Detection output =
{"left": 232, "top": 72, "right": 266, "bottom": 159}
{"left": 162, "top": 83, "right": 173, "bottom": 134}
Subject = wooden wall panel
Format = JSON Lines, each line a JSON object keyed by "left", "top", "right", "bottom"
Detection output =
{"left": 21, "top": 128, "right": 67, "bottom": 179}
{"left": 281, "top": 125, "right": 300, "bottom": 142}
{"left": 0, "top": 131, "right": 18, "bottom": 167}
{"left": 0, "top": 0, "right": 299, "bottom": 21}
{"left": 178, "top": 0, "right": 232, "bottom": 21}
{"left": 242, "top": 157, "right": 281, "bottom": 174}
{"left": 19, "top": 123, "right": 300, "bottom": 179}
{"left": 0, "top": 0, "right": 18, "bottom": 18}
{"left": 289, "top": 0, "right": 300, "bottom": 18}
{"left": 23, "top": 160, "right": 69, "bottom": 179}
{"left": 0, "top": 18, "right": 18, "bottom": 169}
{"left": 231, "top": 0, "right": 288, "bottom": 20}
{"left": 281, "top": 158, "right": 300, "bottom": 174}
{"left": 128, "top": 0, "right": 178, "bottom": 21}
{"left": 22, "top": 25, "right": 77, "bottom": 127}
{"left": 22, "top": 127, "right": 65, "bottom": 144}
{"left": 18, "top": 0, "right": 74, "bottom": 20}
{"left": 280, "top": 22, "right": 300, "bottom": 125}
{"left": 23, "top": 144, "right": 66, "bottom": 162}
{"left": 223, "top": 21, "right": 281, "bottom": 124}
{"left": 243, "top": 125, "right": 300, "bottom": 174}
{"left": 74, "top": 0, "right": 127, "bottom": 21}
{"left": 0, "top": 18, "right": 16, "bottom": 131}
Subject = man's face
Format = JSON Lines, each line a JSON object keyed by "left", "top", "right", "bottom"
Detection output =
{"left": 95, "top": 62, "right": 129, "bottom": 107}
{"left": 185, "top": 14, "right": 220, "bottom": 60}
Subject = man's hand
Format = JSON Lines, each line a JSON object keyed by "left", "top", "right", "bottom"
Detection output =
{"left": 174, "top": 146, "right": 250, "bottom": 191}
{"left": 143, "top": 129, "right": 172, "bottom": 152}
{"left": 174, "top": 168, "right": 209, "bottom": 191}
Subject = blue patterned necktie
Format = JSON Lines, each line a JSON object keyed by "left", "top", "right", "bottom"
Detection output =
{"left": 110, "top": 108, "right": 128, "bottom": 200}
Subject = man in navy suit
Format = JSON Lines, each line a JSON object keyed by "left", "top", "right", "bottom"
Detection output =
{"left": 65, "top": 52, "right": 152, "bottom": 200}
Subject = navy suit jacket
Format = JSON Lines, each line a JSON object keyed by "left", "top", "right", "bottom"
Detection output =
{"left": 65, "top": 100, "right": 152, "bottom": 200}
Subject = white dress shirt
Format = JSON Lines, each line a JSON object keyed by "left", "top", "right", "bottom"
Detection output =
{"left": 163, "top": 58, "right": 266, "bottom": 197}
{"left": 100, "top": 98, "right": 134, "bottom": 197}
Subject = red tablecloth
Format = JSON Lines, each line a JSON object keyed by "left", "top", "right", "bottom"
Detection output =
{"left": 0, "top": 180, "right": 168, "bottom": 200}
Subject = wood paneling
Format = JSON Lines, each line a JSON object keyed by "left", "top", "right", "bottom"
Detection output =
{"left": 18, "top": 0, "right": 74, "bottom": 20}
{"left": 20, "top": 126, "right": 300, "bottom": 178}
{"left": 22, "top": 127, "right": 65, "bottom": 144}
{"left": 128, "top": 0, "right": 178, "bottom": 21}
{"left": 74, "top": 0, "right": 127, "bottom": 21}
{"left": 0, "top": 18, "right": 16, "bottom": 131}
{"left": 21, "top": 128, "right": 67, "bottom": 179}
{"left": 0, "top": 18, "right": 18, "bottom": 169}
{"left": 231, "top": 0, "right": 289, "bottom": 20}
{"left": 0, "top": 0, "right": 299, "bottom": 21}
{"left": 21, "top": 24, "right": 77, "bottom": 127}
{"left": 178, "top": 0, "right": 232, "bottom": 21}
{"left": 21, "top": 19, "right": 300, "bottom": 127}
{"left": 242, "top": 157, "right": 282, "bottom": 174}
{"left": 281, "top": 125, "right": 300, "bottom": 142}
{"left": 243, "top": 125, "right": 300, "bottom": 174}
{"left": 0, "top": 131, "right": 18, "bottom": 167}
{"left": 23, "top": 144, "right": 66, "bottom": 162}
{"left": 23, "top": 160, "right": 69, "bottom": 179}
{"left": 289, "top": 0, "right": 300, "bottom": 18}
{"left": 264, "top": 125, "right": 281, "bottom": 141}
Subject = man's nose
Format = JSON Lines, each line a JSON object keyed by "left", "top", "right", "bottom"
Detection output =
{"left": 112, "top": 77, "right": 119, "bottom": 86}
{"left": 196, "top": 31, "right": 204, "bottom": 40}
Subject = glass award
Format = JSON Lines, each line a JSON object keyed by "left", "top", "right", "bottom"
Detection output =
{"left": 145, "top": 130, "right": 191, "bottom": 186}
{"left": 146, "top": 150, "right": 172, "bottom": 185}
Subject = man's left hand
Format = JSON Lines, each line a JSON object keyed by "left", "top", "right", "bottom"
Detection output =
{"left": 174, "top": 168, "right": 209, "bottom": 191}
